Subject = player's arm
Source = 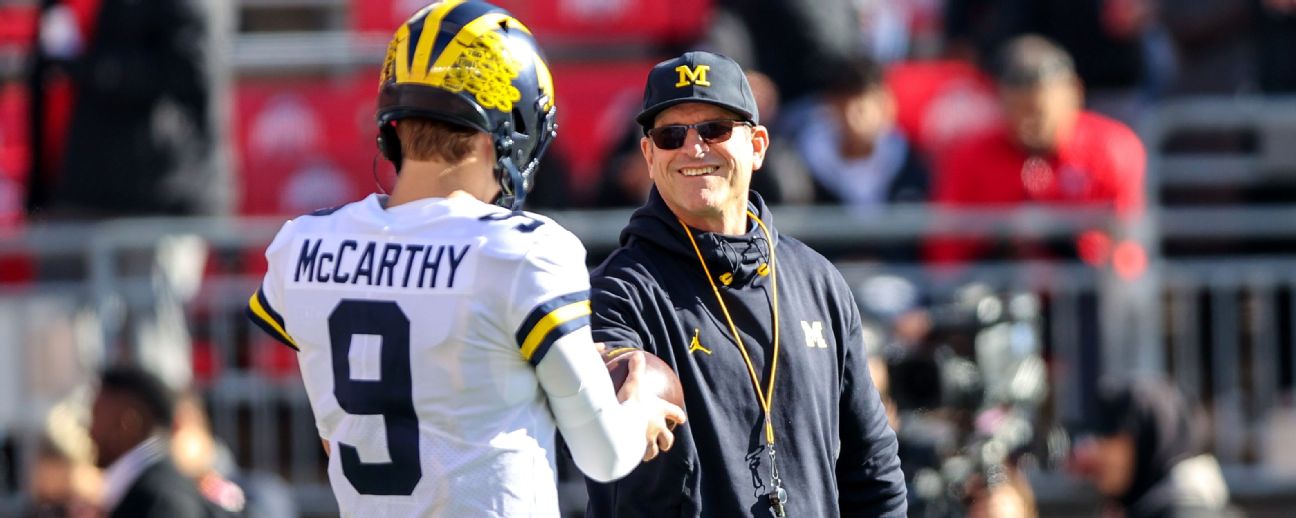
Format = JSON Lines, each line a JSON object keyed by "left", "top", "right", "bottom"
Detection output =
{"left": 506, "top": 228, "right": 681, "bottom": 480}
{"left": 534, "top": 326, "right": 684, "bottom": 481}
{"left": 512, "top": 288, "right": 683, "bottom": 478}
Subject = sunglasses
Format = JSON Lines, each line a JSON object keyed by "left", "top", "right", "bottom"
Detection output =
{"left": 646, "top": 120, "right": 753, "bottom": 150}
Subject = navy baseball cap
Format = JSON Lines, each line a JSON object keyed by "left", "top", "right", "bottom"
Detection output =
{"left": 636, "top": 51, "right": 759, "bottom": 130}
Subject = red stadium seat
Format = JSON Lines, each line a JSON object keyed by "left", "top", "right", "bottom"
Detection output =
{"left": 0, "top": 83, "right": 28, "bottom": 232}
{"left": 0, "top": 4, "right": 37, "bottom": 45}
{"left": 233, "top": 72, "right": 385, "bottom": 217}
{"left": 548, "top": 59, "right": 659, "bottom": 191}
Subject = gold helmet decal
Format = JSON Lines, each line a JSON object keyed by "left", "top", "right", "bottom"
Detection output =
{"left": 379, "top": 1, "right": 554, "bottom": 112}
{"left": 437, "top": 22, "right": 521, "bottom": 112}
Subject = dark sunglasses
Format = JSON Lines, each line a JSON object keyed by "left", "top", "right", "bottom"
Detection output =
{"left": 646, "top": 120, "right": 753, "bottom": 150}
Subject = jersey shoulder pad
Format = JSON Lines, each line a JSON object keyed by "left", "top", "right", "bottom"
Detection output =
{"left": 474, "top": 209, "right": 583, "bottom": 261}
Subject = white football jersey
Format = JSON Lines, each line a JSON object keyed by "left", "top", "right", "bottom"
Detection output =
{"left": 247, "top": 194, "right": 593, "bottom": 517}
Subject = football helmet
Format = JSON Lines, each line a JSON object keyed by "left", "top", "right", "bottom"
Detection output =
{"left": 376, "top": 0, "right": 557, "bottom": 210}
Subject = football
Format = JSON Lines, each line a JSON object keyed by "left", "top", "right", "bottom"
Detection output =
{"left": 603, "top": 348, "right": 686, "bottom": 419}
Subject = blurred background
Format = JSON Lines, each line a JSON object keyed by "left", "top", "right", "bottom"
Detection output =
{"left": 2, "top": 0, "right": 1296, "bottom": 516}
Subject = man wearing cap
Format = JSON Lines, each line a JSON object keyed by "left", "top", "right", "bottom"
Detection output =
{"left": 582, "top": 50, "right": 907, "bottom": 517}
{"left": 924, "top": 34, "right": 1146, "bottom": 268}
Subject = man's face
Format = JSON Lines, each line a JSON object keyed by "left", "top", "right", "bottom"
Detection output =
{"left": 1074, "top": 433, "right": 1135, "bottom": 497}
{"left": 640, "top": 103, "right": 768, "bottom": 231}
{"left": 1000, "top": 78, "right": 1081, "bottom": 154}
{"left": 833, "top": 86, "right": 895, "bottom": 146}
{"left": 89, "top": 391, "right": 143, "bottom": 468}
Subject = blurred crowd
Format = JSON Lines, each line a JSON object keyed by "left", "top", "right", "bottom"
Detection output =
{"left": 26, "top": 365, "right": 295, "bottom": 517}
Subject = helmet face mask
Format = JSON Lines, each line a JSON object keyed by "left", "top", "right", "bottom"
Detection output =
{"left": 376, "top": 0, "right": 557, "bottom": 210}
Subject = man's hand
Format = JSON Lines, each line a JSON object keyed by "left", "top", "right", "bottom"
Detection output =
{"left": 616, "top": 351, "right": 687, "bottom": 461}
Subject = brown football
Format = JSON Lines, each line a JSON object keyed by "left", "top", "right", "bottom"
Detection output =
{"left": 603, "top": 348, "right": 686, "bottom": 418}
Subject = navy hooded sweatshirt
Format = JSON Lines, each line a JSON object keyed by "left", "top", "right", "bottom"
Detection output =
{"left": 584, "top": 188, "right": 906, "bottom": 517}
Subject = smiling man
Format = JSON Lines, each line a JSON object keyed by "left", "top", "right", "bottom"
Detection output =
{"left": 582, "top": 51, "right": 906, "bottom": 518}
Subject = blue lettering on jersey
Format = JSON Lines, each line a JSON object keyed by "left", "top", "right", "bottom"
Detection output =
{"left": 445, "top": 244, "right": 471, "bottom": 288}
{"left": 377, "top": 243, "right": 402, "bottom": 287}
{"left": 353, "top": 242, "right": 376, "bottom": 285}
{"left": 293, "top": 238, "right": 474, "bottom": 290}
{"left": 418, "top": 245, "right": 445, "bottom": 288}
{"left": 334, "top": 240, "right": 357, "bottom": 283}
{"left": 295, "top": 239, "right": 322, "bottom": 282}
{"left": 399, "top": 244, "right": 424, "bottom": 287}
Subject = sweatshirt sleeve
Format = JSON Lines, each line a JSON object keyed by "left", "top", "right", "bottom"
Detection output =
{"left": 834, "top": 277, "right": 908, "bottom": 516}
{"left": 589, "top": 265, "right": 656, "bottom": 353}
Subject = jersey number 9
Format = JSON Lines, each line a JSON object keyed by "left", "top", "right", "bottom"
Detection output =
{"left": 329, "top": 300, "right": 421, "bottom": 495}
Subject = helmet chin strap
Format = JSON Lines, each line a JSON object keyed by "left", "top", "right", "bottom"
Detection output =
{"left": 493, "top": 155, "right": 527, "bottom": 211}
{"left": 491, "top": 120, "right": 529, "bottom": 211}
{"left": 489, "top": 103, "right": 556, "bottom": 211}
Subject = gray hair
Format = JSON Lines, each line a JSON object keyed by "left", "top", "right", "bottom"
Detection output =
{"left": 992, "top": 35, "right": 1076, "bottom": 87}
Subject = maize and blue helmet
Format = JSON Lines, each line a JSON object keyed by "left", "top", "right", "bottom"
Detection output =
{"left": 376, "top": 0, "right": 557, "bottom": 210}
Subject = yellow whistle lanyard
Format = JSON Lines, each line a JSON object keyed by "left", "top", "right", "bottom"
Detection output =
{"left": 679, "top": 211, "right": 781, "bottom": 446}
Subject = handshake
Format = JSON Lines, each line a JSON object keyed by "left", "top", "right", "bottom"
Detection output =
{"left": 602, "top": 347, "right": 687, "bottom": 461}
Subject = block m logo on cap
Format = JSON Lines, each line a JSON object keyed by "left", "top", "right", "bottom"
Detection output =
{"left": 674, "top": 64, "right": 711, "bottom": 87}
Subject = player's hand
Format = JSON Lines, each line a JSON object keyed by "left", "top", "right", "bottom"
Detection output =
{"left": 616, "top": 351, "right": 687, "bottom": 461}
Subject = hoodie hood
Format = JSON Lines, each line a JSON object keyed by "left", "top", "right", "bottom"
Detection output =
{"left": 1091, "top": 378, "right": 1204, "bottom": 510}
{"left": 621, "top": 187, "right": 778, "bottom": 289}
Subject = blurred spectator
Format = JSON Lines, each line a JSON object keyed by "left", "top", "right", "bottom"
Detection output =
{"left": 89, "top": 365, "right": 219, "bottom": 518}
{"left": 854, "top": 0, "right": 914, "bottom": 63}
{"left": 942, "top": 0, "right": 999, "bottom": 63}
{"left": 945, "top": 0, "right": 1172, "bottom": 126}
{"left": 591, "top": 123, "right": 655, "bottom": 208}
{"left": 1159, "top": 0, "right": 1254, "bottom": 96}
{"left": 1157, "top": 0, "right": 1296, "bottom": 94}
{"left": 792, "top": 55, "right": 929, "bottom": 214}
{"left": 743, "top": 69, "right": 817, "bottom": 205}
{"left": 1256, "top": 0, "right": 1296, "bottom": 92}
{"left": 1071, "top": 377, "right": 1240, "bottom": 518}
{"left": 922, "top": 37, "right": 1148, "bottom": 428}
{"left": 963, "top": 469, "right": 1036, "bottom": 518}
{"left": 25, "top": 0, "right": 230, "bottom": 390}
{"left": 924, "top": 35, "right": 1146, "bottom": 272}
{"left": 172, "top": 392, "right": 296, "bottom": 518}
{"left": 29, "top": 0, "right": 229, "bottom": 218}
{"left": 707, "top": 0, "right": 863, "bottom": 113}
{"left": 171, "top": 392, "right": 243, "bottom": 514}
{"left": 25, "top": 400, "right": 101, "bottom": 518}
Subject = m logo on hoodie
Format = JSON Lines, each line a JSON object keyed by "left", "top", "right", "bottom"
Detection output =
{"left": 801, "top": 320, "right": 828, "bottom": 349}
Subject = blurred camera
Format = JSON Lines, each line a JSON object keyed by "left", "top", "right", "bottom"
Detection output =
{"left": 857, "top": 278, "right": 1058, "bottom": 517}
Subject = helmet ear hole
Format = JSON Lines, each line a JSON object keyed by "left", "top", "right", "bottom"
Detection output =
{"left": 378, "top": 121, "right": 402, "bottom": 170}
{"left": 511, "top": 109, "right": 527, "bottom": 136}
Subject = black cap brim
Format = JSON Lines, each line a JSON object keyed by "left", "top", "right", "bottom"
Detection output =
{"left": 636, "top": 98, "right": 756, "bottom": 130}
